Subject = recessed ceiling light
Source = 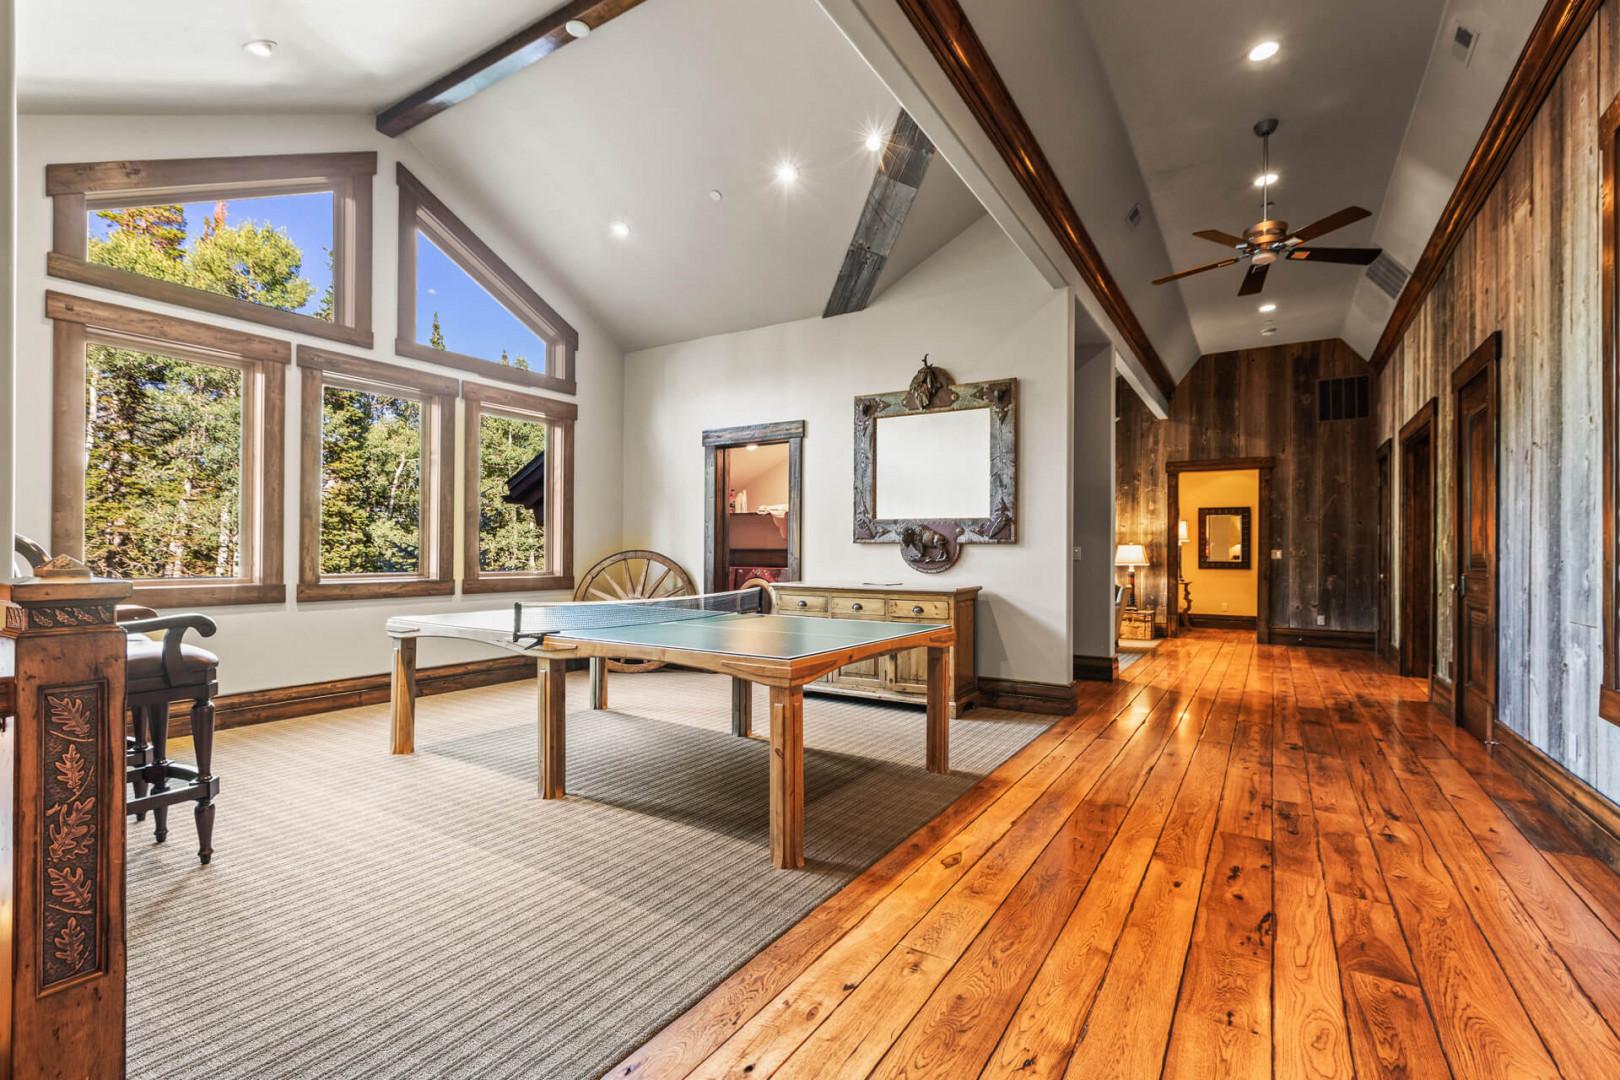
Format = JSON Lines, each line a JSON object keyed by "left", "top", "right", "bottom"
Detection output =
{"left": 242, "top": 39, "right": 277, "bottom": 58}
{"left": 1248, "top": 40, "right": 1280, "bottom": 62}
{"left": 1261, "top": 325, "right": 1279, "bottom": 336}
{"left": 865, "top": 130, "right": 884, "bottom": 153}
{"left": 1258, "top": 302, "right": 1277, "bottom": 313}
{"left": 775, "top": 161, "right": 799, "bottom": 185}
{"left": 564, "top": 19, "right": 591, "bottom": 38}
{"left": 609, "top": 221, "right": 630, "bottom": 239}
{"left": 1253, "top": 172, "right": 1278, "bottom": 188}
{"left": 745, "top": 443, "right": 759, "bottom": 452}
{"left": 709, "top": 189, "right": 724, "bottom": 202}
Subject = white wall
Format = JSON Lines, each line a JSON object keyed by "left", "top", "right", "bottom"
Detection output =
{"left": 622, "top": 216, "right": 1074, "bottom": 686}
{"left": 14, "top": 113, "right": 625, "bottom": 693}
{"left": 0, "top": 0, "right": 14, "bottom": 561}
{"left": 1071, "top": 341, "right": 1115, "bottom": 661}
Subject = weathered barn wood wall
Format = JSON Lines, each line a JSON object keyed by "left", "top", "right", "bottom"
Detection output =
{"left": 1377, "top": 7, "right": 1620, "bottom": 801}
{"left": 1115, "top": 338, "right": 1376, "bottom": 636}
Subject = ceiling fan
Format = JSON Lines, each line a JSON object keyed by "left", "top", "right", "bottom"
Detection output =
{"left": 1152, "top": 118, "right": 1382, "bottom": 297}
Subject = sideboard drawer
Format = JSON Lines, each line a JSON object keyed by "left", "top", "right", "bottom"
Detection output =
{"left": 888, "top": 598, "right": 950, "bottom": 621}
{"left": 829, "top": 595, "right": 885, "bottom": 619}
{"left": 777, "top": 593, "right": 828, "bottom": 615}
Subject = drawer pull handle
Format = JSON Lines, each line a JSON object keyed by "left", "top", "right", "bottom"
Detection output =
{"left": 912, "top": 605, "right": 924, "bottom": 615}
{"left": 796, "top": 599, "right": 808, "bottom": 608}
{"left": 851, "top": 602, "right": 863, "bottom": 612}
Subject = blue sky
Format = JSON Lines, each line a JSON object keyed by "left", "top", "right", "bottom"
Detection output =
{"left": 89, "top": 191, "right": 334, "bottom": 318}
{"left": 415, "top": 233, "right": 548, "bottom": 370}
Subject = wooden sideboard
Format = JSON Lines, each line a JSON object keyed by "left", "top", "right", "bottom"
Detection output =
{"left": 772, "top": 582, "right": 979, "bottom": 715}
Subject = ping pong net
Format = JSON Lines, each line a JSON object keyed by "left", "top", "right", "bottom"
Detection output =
{"left": 511, "top": 586, "right": 765, "bottom": 646}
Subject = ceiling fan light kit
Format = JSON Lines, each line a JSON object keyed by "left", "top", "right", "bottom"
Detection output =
{"left": 1152, "top": 118, "right": 1382, "bottom": 298}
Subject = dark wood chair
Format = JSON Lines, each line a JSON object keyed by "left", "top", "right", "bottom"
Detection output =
{"left": 14, "top": 536, "right": 220, "bottom": 863}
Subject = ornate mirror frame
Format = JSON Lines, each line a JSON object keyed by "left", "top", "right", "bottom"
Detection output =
{"left": 853, "top": 359, "right": 1018, "bottom": 546}
{"left": 1197, "top": 505, "right": 1252, "bottom": 570}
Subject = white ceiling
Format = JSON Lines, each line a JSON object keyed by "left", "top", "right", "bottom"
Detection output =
{"left": 1080, "top": 0, "right": 1452, "bottom": 358}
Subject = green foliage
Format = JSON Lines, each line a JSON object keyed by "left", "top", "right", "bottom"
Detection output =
{"left": 478, "top": 414, "right": 546, "bottom": 572}
{"left": 430, "top": 311, "right": 446, "bottom": 350}
{"left": 320, "top": 388, "right": 421, "bottom": 574}
{"left": 83, "top": 344, "right": 243, "bottom": 579}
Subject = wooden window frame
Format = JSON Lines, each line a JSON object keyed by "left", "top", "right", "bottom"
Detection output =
{"left": 462, "top": 381, "right": 576, "bottom": 594}
{"left": 46, "top": 151, "right": 377, "bottom": 349}
{"left": 396, "top": 164, "right": 578, "bottom": 396}
{"left": 1601, "top": 94, "right": 1620, "bottom": 726}
{"left": 296, "top": 346, "right": 458, "bottom": 602}
{"left": 48, "top": 290, "right": 288, "bottom": 607}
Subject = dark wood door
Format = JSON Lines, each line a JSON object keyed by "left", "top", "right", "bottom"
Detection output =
{"left": 1376, "top": 441, "right": 1392, "bottom": 660}
{"left": 1454, "top": 336, "right": 1500, "bottom": 743}
{"left": 1399, "top": 405, "right": 1435, "bottom": 679}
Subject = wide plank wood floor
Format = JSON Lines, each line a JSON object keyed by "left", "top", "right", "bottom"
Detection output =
{"left": 612, "top": 632, "right": 1620, "bottom": 1079}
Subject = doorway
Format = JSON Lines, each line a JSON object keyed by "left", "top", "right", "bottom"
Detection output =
{"left": 1165, "top": 457, "right": 1274, "bottom": 642}
{"left": 1398, "top": 400, "right": 1436, "bottom": 679}
{"left": 1452, "top": 333, "right": 1500, "bottom": 744}
{"left": 703, "top": 421, "right": 804, "bottom": 592}
{"left": 1376, "top": 438, "right": 1392, "bottom": 661}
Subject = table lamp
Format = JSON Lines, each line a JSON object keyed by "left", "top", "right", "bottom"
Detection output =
{"left": 1114, "top": 543, "right": 1147, "bottom": 610}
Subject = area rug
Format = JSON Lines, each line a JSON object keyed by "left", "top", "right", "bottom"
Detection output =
{"left": 126, "top": 669, "right": 1050, "bottom": 1079}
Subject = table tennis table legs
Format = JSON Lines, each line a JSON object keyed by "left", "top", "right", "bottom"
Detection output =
{"left": 769, "top": 685, "right": 805, "bottom": 870}
{"left": 390, "top": 637, "right": 417, "bottom": 755}
{"left": 539, "top": 657, "right": 568, "bottom": 799}
{"left": 589, "top": 657, "right": 608, "bottom": 710}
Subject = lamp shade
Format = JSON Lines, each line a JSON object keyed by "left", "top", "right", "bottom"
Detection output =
{"left": 1178, "top": 519, "right": 1189, "bottom": 544}
{"left": 1114, "top": 543, "right": 1148, "bottom": 567}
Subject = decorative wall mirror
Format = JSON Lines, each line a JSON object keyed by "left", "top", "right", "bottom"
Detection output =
{"left": 854, "top": 357, "right": 1017, "bottom": 572}
{"left": 1198, "top": 506, "right": 1252, "bottom": 569}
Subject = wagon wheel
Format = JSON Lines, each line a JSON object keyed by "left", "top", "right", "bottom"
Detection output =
{"left": 573, "top": 549, "right": 696, "bottom": 672}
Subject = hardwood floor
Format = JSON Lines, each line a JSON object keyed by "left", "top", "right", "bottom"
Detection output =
{"left": 612, "top": 631, "right": 1620, "bottom": 1079}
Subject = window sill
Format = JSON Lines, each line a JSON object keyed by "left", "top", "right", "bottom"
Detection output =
{"left": 297, "top": 579, "right": 455, "bottom": 603}
{"left": 462, "top": 574, "right": 574, "bottom": 595}
{"left": 132, "top": 581, "right": 286, "bottom": 608}
{"left": 396, "top": 339, "right": 576, "bottom": 397}
{"left": 1600, "top": 687, "right": 1620, "bottom": 728}
{"left": 49, "top": 252, "right": 372, "bottom": 350}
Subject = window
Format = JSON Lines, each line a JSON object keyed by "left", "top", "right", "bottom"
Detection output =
{"left": 461, "top": 382, "right": 576, "bottom": 593}
{"left": 47, "top": 152, "right": 375, "bottom": 348}
{"left": 296, "top": 346, "right": 457, "bottom": 601}
{"left": 397, "top": 164, "right": 577, "bottom": 396}
{"left": 49, "top": 290, "right": 287, "bottom": 606}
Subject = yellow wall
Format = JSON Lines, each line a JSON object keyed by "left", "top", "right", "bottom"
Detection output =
{"left": 1178, "top": 470, "right": 1259, "bottom": 618}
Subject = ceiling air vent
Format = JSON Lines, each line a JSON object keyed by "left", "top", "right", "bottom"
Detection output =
{"left": 1366, "top": 252, "right": 1410, "bottom": 300}
{"left": 1318, "top": 375, "right": 1371, "bottom": 422}
{"left": 1452, "top": 23, "right": 1479, "bottom": 66}
{"left": 1125, "top": 203, "right": 1143, "bottom": 229}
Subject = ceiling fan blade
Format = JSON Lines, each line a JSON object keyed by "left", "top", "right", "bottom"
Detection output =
{"left": 1193, "top": 228, "right": 1246, "bottom": 249}
{"left": 1286, "top": 246, "right": 1382, "bottom": 265}
{"left": 1152, "top": 257, "right": 1240, "bottom": 285}
{"left": 1289, "top": 206, "right": 1371, "bottom": 244}
{"left": 1237, "top": 261, "right": 1270, "bottom": 297}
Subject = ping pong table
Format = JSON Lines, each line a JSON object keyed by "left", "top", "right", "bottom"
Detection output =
{"left": 384, "top": 587, "right": 954, "bottom": 868}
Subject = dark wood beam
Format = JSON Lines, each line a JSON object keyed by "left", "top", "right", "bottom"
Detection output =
{"left": 376, "top": 0, "right": 649, "bottom": 137}
{"left": 893, "top": 0, "right": 1176, "bottom": 400}
{"left": 1369, "top": 0, "right": 1602, "bottom": 371}
{"left": 824, "top": 111, "right": 936, "bottom": 317}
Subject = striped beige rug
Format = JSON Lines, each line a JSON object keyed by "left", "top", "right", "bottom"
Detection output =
{"left": 126, "top": 669, "right": 1049, "bottom": 1079}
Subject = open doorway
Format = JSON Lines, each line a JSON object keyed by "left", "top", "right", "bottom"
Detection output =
{"left": 1165, "top": 457, "right": 1273, "bottom": 641}
{"left": 703, "top": 421, "right": 804, "bottom": 591}
{"left": 1398, "top": 400, "right": 1437, "bottom": 679}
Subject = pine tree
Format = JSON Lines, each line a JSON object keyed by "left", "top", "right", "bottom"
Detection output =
{"left": 500, "top": 348, "right": 510, "bottom": 367}
{"left": 430, "top": 311, "right": 446, "bottom": 350}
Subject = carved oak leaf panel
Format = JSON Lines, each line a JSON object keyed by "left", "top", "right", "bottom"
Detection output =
{"left": 40, "top": 683, "right": 104, "bottom": 990}
{"left": 47, "top": 866, "right": 94, "bottom": 914}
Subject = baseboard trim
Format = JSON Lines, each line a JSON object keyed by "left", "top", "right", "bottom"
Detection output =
{"left": 1268, "top": 627, "right": 1376, "bottom": 651}
{"left": 1188, "top": 614, "right": 1257, "bottom": 630}
{"left": 158, "top": 655, "right": 536, "bottom": 739}
{"left": 980, "top": 676, "right": 1076, "bottom": 716}
{"left": 1429, "top": 674, "right": 1456, "bottom": 714}
{"left": 1072, "top": 654, "right": 1118, "bottom": 683}
{"left": 1492, "top": 725, "right": 1620, "bottom": 875}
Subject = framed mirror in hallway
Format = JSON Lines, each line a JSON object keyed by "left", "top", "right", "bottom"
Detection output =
{"left": 1399, "top": 400, "right": 1437, "bottom": 679}
{"left": 1453, "top": 333, "right": 1500, "bottom": 745}
{"left": 1165, "top": 457, "right": 1273, "bottom": 642}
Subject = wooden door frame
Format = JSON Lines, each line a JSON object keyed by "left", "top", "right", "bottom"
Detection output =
{"left": 1165, "top": 456, "right": 1274, "bottom": 643}
{"left": 1398, "top": 398, "right": 1438, "bottom": 680}
{"left": 702, "top": 420, "right": 805, "bottom": 592}
{"left": 1451, "top": 332, "right": 1502, "bottom": 742}
{"left": 1376, "top": 437, "right": 1394, "bottom": 660}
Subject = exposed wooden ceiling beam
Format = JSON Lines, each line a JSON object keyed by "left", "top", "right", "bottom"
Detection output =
{"left": 892, "top": 0, "right": 1176, "bottom": 399}
{"left": 376, "top": 0, "right": 649, "bottom": 137}
{"left": 824, "top": 111, "right": 936, "bottom": 318}
{"left": 1369, "top": 0, "right": 1602, "bottom": 372}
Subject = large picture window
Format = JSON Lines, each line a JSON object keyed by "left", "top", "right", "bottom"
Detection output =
{"left": 49, "top": 291, "right": 288, "bottom": 606}
{"left": 397, "top": 165, "right": 577, "bottom": 396}
{"left": 296, "top": 347, "right": 457, "bottom": 601}
{"left": 461, "top": 382, "right": 575, "bottom": 593}
{"left": 47, "top": 152, "right": 376, "bottom": 348}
